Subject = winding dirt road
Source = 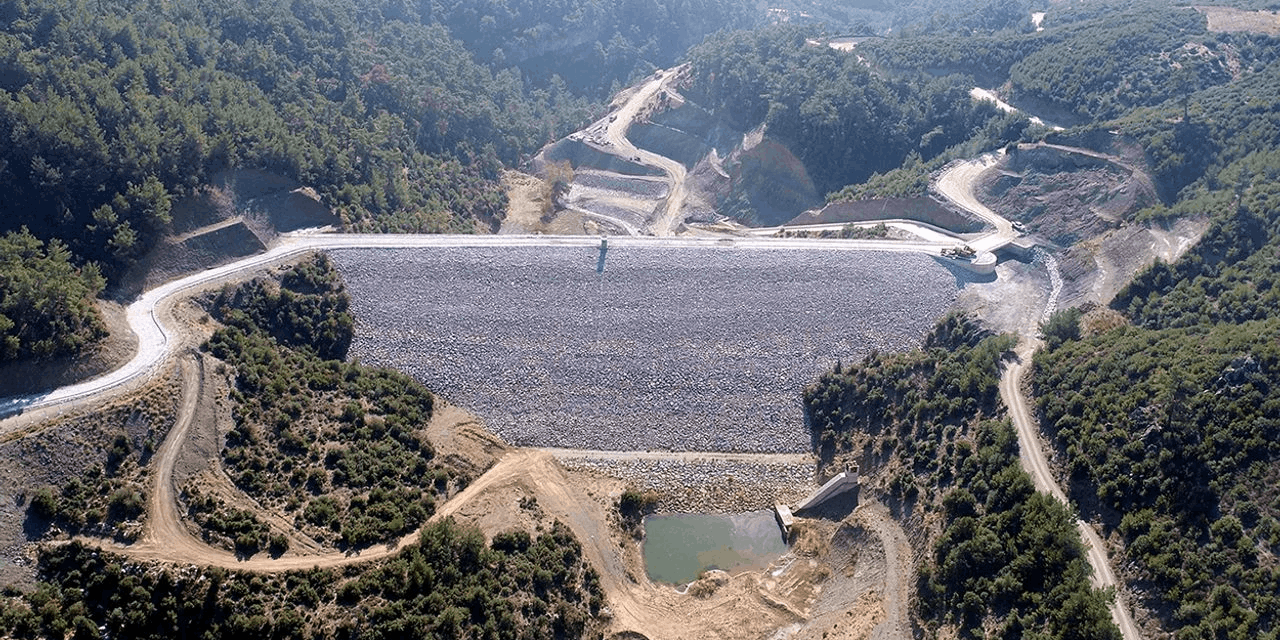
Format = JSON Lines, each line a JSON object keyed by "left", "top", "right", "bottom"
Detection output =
{"left": 1001, "top": 344, "right": 1142, "bottom": 640}
{"left": 938, "top": 154, "right": 1142, "bottom": 640}
{"left": 123, "top": 432, "right": 608, "bottom": 574}
{"left": 112, "top": 388, "right": 787, "bottom": 640}
{"left": 934, "top": 152, "right": 1015, "bottom": 254}
{"left": 601, "top": 68, "right": 690, "bottom": 236}
{"left": 4, "top": 105, "right": 1143, "bottom": 637}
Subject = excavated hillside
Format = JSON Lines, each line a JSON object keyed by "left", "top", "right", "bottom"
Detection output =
{"left": 115, "top": 169, "right": 340, "bottom": 298}
{"left": 527, "top": 67, "right": 827, "bottom": 233}
{"left": 979, "top": 141, "right": 1157, "bottom": 246}
{"left": 975, "top": 136, "right": 1207, "bottom": 306}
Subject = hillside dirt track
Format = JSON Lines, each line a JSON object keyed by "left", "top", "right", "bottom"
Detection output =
{"left": 25, "top": 273, "right": 899, "bottom": 639}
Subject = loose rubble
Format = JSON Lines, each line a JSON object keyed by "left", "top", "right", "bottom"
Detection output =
{"left": 330, "top": 246, "right": 959, "bottom": 453}
{"left": 560, "top": 457, "right": 815, "bottom": 513}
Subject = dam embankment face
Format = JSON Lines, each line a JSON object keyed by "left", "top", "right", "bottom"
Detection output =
{"left": 331, "top": 246, "right": 960, "bottom": 453}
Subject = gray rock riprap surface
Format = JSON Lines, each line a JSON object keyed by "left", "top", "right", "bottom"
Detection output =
{"left": 559, "top": 457, "right": 814, "bottom": 513}
{"left": 329, "top": 246, "right": 959, "bottom": 453}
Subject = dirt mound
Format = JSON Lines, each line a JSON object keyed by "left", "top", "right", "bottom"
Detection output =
{"left": 534, "top": 137, "right": 663, "bottom": 177}
{"left": 787, "top": 506, "right": 915, "bottom": 640}
{"left": 114, "top": 169, "right": 339, "bottom": 299}
{"left": 203, "top": 169, "right": 340, "bottom": 232}
{"left": 114, "top": 219, "right": 268, "bottom": 299}
{"left": 789, "top": 197, "right": 983, "bottom": 234}
{"left": 630, "top": 122, "right": 714, "bottom": 170}
{"left": 608, "top": 632, "right": 651, "bottom": 640}
{"left": 169, "top": 168, "right": 336, "bottom": 237}
{"left": 169, "top": 186, "right": 236, "bottom": 236}
{"left": 243, "top": 187, "right": 338, "bottom": 232}
{"left": 1057, "top": 216, "right": 1209, "bottom": 307}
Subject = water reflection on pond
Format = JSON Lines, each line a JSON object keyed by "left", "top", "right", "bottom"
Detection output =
{"left": 642, "top": 510, "right": 789, "bottom": 585}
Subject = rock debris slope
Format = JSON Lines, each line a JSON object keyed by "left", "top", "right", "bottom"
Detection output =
{"left": 331, "top": 245, "right": 962, "bottom": 453}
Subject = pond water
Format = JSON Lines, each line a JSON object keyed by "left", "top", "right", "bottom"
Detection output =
{"left": 642, "top": 511, "right": 790, "bottom": 585}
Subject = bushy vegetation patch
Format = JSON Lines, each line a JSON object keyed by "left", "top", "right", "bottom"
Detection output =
{"left": 24, "top": 390, "right": 176, "bottom": 544}
{"left": 0, "top": 519, "right": 603, "bottom": 640}
{"left": 201, "top": 254, "right": 456, "bottom": 551}
{"left": 826, "top": 160, "right": 932, "bottom": 202}
{"left": 805, "top": 315, "right": 1117, "bottom": 638}
{"left": 1035, "top": 175, "right": 1280, "bottom": 637}
{"left": 28, "top": 459, "right": 148, "bottom": 544}
{"left": 1036, "top": 319, "right": 1280, "bottom": 637}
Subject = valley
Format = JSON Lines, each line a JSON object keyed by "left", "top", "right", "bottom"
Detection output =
{"left": 0, "top": 72, "right": 1146, "bottom": 637}
{"left": 3, "top": 1, "right": 1279, "bottom": 639}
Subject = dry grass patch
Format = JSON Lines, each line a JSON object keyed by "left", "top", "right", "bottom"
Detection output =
{"left": 1197, "top": 6, "right": 1280, "bottom": 35}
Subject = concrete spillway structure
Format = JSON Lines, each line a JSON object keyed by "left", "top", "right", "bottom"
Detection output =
{"left": 774, "top": 504, "right": 795, "bottom": 537}
{"left": 794, "top": 463, "right": 860, "bottom": 513}
{"left": 773, "top": 463, "right": 859, "bottom": 535}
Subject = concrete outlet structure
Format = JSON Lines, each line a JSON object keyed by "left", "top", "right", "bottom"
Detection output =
{"left": 774, "top": 504, "right": 795, "bottom": 536}
{"left": 774, "top": 463, "right": 860, "bottom": 535}
{"left": 794, "top": 463, "right": 860, "bottom": 513}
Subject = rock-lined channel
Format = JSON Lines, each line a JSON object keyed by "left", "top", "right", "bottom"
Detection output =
{"left": 330, "top": 246, "right": 961, "bottom": 452}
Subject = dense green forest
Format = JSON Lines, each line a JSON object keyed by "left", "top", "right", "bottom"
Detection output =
{"left": 804, "top": 315, "right": 1119, "bottom": 639}
{"left": 427, "top": 0, "right": 754, "bottom": 95}
{"left": 0, "top": 228, "right": 105, "bottom": 362}
{"left": 862, "top": 1, "right": 1280, "bottom": 124}
{"left": 1032, "top": 168, "right": 1280, "bottom": 637}
{"left": 0, "top": 0, "right": 604, "bottom": 282}
{"left": 0, "top": 522, "right": 602, "bottom": 639}
{"left": 683, "top": 25, "right": 1023, "bottom": 194}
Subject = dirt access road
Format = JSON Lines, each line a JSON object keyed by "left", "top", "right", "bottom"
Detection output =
{"left": 934, "top": 152, "right": 1015, "bottom": 255}
{"left": 101, "top": 359, "right": 819, "bottom": 639}
{"left": 603, "top": 68, "right": 690, "bottom": 236}
{"left": 939, "top": 153, "right": 1143, "bottom": 640}
{"left": 1001, "top": 343, "right": 1143, "bottom": 640}
{"left": 120, "top": 384, "right": 612, "bottom": 576}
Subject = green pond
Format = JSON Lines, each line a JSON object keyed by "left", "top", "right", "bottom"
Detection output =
{"left": 642, "top": 511, "right": 790, "bottom": 585}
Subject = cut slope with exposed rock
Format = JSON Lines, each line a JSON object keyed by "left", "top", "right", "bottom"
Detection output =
{"left": 527, "top": 65, "right": 827, "bottom": 234}
{"left": 115, "top": 169, "right": 340, "bottom": 299}
{"left": 975, "top": 138, "right": 1207, "bottom": 306}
